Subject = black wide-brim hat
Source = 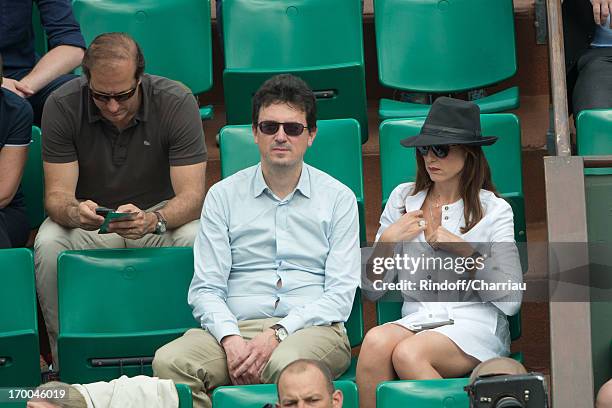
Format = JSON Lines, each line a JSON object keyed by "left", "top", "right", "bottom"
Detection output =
{"left": 399, "top": 97, "right": 498, "bottom": 148}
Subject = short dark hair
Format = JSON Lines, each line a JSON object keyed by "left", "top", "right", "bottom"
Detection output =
{"left": 276, "top": 359, "right": 335, "bottom": 397}
{"left": 82, "top": 32, "right": 145, "bottom": 80}
{"left": 252, "top": 74, "right": 317, "bottom": 130}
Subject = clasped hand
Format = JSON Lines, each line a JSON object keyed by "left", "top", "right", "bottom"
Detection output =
{"left": 222, "top": 330, "right": 279, "bottom": 385}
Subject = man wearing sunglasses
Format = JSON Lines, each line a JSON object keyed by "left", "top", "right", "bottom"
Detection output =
{"left": 153, "top": 74, "right": 360, "bottom": 408}
{"left": 35, "top": 33, "right": 207, "bottom": 369}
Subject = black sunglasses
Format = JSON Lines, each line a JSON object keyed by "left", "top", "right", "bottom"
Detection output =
{"left": 90, "top": 83, "right": 139, "bottom": 103}
{"left": 416, "top": 145, "right": 452, "bottom": 159}
{"left": 257, "top": 121, "right": 310, "bottom": 137}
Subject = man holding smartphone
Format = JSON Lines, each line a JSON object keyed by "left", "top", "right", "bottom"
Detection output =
{"left": 34, "top": 33, "right": 207, "bottom": 369}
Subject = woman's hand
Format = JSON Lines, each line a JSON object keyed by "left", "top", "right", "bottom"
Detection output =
{"left": 426, "top": 226, "right": 474, "bottom": 257}
{"left": 379, "top": 210, "right": 427, "bottom": 243}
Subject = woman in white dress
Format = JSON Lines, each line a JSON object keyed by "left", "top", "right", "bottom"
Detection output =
{"left": 356, "top": 97, "right": 522, "bottom": 408}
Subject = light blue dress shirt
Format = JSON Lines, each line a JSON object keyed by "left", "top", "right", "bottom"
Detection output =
{"left": 189, "top": 163, "right": 360, "bottom": 343}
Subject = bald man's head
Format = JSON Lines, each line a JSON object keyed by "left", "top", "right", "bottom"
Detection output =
{"left": 276, "top": 359, "right": 342, "bottom": 408}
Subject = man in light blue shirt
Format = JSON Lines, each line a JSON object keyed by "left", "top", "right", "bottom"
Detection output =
{"left": 153, "top": 74, "right": 360, "bottom": 408}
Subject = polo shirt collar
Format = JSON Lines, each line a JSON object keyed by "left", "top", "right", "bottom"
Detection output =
{"left": 86, "top": 74, "right": 150, "bottom": 124}
{"left": 252, "top": 162, "right": 311, "bottom": 199}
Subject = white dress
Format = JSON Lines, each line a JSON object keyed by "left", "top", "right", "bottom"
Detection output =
{"left": 371, "top": 182, "right": 522, "bottom": 362}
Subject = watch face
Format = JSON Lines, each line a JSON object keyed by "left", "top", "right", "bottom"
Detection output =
{"left": 277, "top": 328, "right": 288, "bottom": 341}
{"left": 156, "top": 221, "right": 167, "bottom": 234}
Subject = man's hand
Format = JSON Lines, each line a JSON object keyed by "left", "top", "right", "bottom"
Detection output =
{"left": 76, "top": 200, "right": 105, "bottom": 230}
{"left": 1, "top": 78, "right": 34, "bottom": 98}
{"left": 379, "top": 210, "right": 427, "bottom": 243}
{"left": 107, "top": 204, "right": 156, "bottom": 240}
{"left": 234, "top": 329, "right": 279, "bottom": 384}
{"left": 592, "top": 0, "right": 612, "bottom": 26}
{"left": 425, "top": 226, "right": 474, "bottom": 257}
{"left": 221, "top": 335, "right": 253, "bottom": 385}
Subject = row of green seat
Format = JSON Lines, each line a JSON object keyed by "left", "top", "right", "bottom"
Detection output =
{"left": 212, "top": 378, "right": 472, "bottom": 408}
{"left": 33, "top": 0, "right": 519, "bottom": 142}
{"left": 0, "top": 246, "right": 518, "bottom": 408}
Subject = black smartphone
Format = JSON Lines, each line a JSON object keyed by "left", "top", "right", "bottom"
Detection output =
{"left": 95, "top": 207, "right": 115, "bottom": 217}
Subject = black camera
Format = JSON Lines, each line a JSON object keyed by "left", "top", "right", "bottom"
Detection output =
{"left": 465, "top": 373, "right": 548, "bottom": 408}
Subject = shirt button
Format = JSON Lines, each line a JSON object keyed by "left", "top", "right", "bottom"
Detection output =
{"left": 444, "top": 216, "right": 449, "bottom": 220}
{"left": 427, "top": 275, "right": 432, "bottom": 279}
{"left": 444, "top": 206, "right": 449, "bottom": 210}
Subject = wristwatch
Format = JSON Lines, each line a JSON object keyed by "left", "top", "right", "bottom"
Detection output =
{"left": 153, "top": 211, "right": 167, "bottom": 235}
{"left": 271, "top": 324, "right": 288, "bottom": 343}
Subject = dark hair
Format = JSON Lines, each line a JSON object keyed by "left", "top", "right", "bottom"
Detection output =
{"left": 82, "top": 32, "right": 145, "bottom": 80}
{"left": 413, "top": 145, "right": 499, "bottom": 233}
{"left": 276, "top": 359, "right": 335, "bottom": 397}
{"left": 251, "top": 74, "right": 317, "bottom": 130}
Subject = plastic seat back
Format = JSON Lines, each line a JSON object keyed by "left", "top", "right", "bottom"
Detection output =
{"left": 222, "top": 0, "right": 368, "bottom": 142}
{"left": 0, "top": 249, "right": 40, "bottom": 386}
{"left": 23, "top": 126, "right": 45, "bottom": 229}
{"left": 212, "top": 380, "right": 359, "bottom": 408}
{"left": 72, "top": 0, "right": 212, "bottom": 95}
{"left": 377, "top": 378, "right": 469, "bottom": 408}
{"left": 375, "top": 0, "right": 516, "bottom": 92}
{"left": 219, "top": 119, "right": 366, "bottom": 245}
{"left": 57, "top": 247, "right": 199, "bottom": 383}
{"left": 577, "top": 109, "right": 612, "bottom": 175}
{"left": 176, "top": 383, "right": 193, "bottom": 408}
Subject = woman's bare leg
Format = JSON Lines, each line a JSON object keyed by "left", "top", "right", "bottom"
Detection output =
{"left": 356, "top": 324, "right": 414, "bottom": 408}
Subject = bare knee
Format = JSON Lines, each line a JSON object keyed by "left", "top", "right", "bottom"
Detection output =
{"left": 391, "top": 341, "right": 428, "bottom": 379}
{"left": 597, "top": 380, "right": 612, "bottom": 408}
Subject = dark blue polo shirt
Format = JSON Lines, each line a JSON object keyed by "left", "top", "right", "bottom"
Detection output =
{"left": 0, "top": 88, "right": 33, "bottom": 209}
{"left": 0, "top": 0, "right": 85, "bottom": 72}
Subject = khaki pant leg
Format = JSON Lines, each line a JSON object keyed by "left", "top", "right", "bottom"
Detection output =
{"left": 33, "top": 217, "right": 125, "bottom": 368}
{"left": 261, "top": 323, "right": 351, "bottom": 384}
{"left": 127, "top": 219, "right": 199, "bottom": 248}
{"left": 152, "top": 319, "right": 268, "bottom": 408}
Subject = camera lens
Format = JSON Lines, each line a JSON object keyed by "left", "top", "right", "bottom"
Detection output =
{"left": 495, "top": 396, "right": 525, "bottom": 408}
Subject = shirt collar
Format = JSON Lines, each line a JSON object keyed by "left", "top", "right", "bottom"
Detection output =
{"left": 252, "top": 163, "right": 311, "bottom": 199}
{"left": 85, "top": 74, "right": 149, "bottom": 124}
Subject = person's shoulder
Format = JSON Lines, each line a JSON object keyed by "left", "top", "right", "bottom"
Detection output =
{"left": 145, "top": 74, "right": 194, "bottom": 101}
{"left": 47, "top": 76, "right": 85, "bottom": 105}
{"left": 479, "top": 189, "right": 512, "bottom": 215}
{"left": 208, "top": 164, "right": 258, "bottom": 197}
{"left": 389, "top": 182, "right": 416, "bottom": 200}
{"left": 305, "top": 164, "right": 354, "bottom": 197}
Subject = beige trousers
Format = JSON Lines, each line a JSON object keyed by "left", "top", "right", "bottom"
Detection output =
{"left": 34, "top": 215, "right": 199, "bottom": 369}
{"left": 152, "top": 318, "right": 351, "bottom": 408}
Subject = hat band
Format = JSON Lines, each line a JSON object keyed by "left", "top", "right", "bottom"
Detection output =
{"left": 421, "top": 124, "right": 482, "bottom": 140}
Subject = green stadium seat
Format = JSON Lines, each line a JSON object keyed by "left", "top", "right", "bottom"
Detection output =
{"left": 57, "top": 247, "right": 199, "bottom": 383}
{"left": 0, "top": 248, "right": 40, "bottom": 387}
{"left": 22, "top": 126, "right": 45, "bottom": 229}
{"left": 212, "top": 380, "right": 359, "bottom": 408}
{"left": 379, "top": 114, "right": 526, "bottom": 243}
{"left": 576, "top": 109, "right": 612, "bottom": 175}
{"left": 375, "top": 0, "right": 518, "bottom": 120}
{"left": 72, "top": 0, "right": 214, "bottom": 120}
{"left": 222, "top": 0, "right": 368, "bottom": 143}
{"left": 176, "top": 383, "right": 193, "bottom": 408}
{"left": 376, "top": 378, "right": 470, "bottom": 408}
{"left": 219, "top": 118, "right": 367, "bottom": 245}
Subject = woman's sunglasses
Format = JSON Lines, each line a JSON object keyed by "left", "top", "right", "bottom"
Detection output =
{"left": 257, "top": 121, "right": 310, "bottom": 137}
{"left": 89, "top": 84, "right": 139, "bottom": 103}
{"left": 416, "top": 145, "right": 452, "bottom": 159}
